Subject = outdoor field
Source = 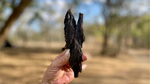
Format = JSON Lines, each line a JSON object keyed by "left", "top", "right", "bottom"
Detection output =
{"left": 0, "top": 42, "right": 149, "bottom": 84}
{"left": 0, "top": 0, "right": 149, "bottom": 84}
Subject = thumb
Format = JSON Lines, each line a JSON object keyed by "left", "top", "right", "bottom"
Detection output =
{"left": 54, "top": 49, "right": 70, "bottom": 67}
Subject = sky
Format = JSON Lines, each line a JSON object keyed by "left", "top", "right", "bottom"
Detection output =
{"left": 2, "top": 0, "right": 150, "bottom": 33}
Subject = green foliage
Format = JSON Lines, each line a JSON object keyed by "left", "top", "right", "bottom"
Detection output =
{"left": 130, "top": 15, "right": 149, "bottom": 48}
{"left": 85, "top": 24, "right": 105, "bottom": 37}
{"left": 1, "top": 0, "right": 148, "bottom": 50}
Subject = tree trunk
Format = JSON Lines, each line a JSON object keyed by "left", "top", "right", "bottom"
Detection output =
{"left": 100, "top": 0, "right": 110, "bottom": 55}
{"left": 101, "top": 21, "right": 109, "bottom": 55}
{"left": 0, "top": 0, "right": 31, "bottom": 48}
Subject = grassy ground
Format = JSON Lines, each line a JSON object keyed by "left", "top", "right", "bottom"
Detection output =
{"left": 0, "top": 42, "right": 149, "bottom": 84}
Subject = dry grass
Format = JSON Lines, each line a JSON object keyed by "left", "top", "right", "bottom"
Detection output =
{"left": 0, "top": 42, "right": 149, "bottom": 84}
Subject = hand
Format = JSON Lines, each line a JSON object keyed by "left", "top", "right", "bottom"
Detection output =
{"left": 42, "top": 49, "right": 87, "bottom": 84}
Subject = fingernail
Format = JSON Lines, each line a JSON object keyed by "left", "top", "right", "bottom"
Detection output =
{"left": 64, "top": 49, "right": 70, "bottom": 57}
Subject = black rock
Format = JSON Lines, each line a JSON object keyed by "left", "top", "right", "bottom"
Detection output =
{"left": 63, "top": 9, "right": 85, "bottom": 78}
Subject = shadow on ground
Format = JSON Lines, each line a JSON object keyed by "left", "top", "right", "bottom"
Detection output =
{"left": 0, "top": 47, "right": 62, "bottom": 56}
{"left": 0, "top": 46, "right": 149, "bottom": 84}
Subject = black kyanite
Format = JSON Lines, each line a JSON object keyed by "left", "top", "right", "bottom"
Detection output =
{"left": 63, "top": 9, "right": 85, "bottom": 78}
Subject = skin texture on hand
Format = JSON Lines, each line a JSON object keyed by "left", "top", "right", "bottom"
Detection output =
{"left": 42, "top": 49, "right": 87, "bottom": 84}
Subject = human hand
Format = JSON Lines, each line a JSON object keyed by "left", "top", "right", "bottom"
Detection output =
{"left": 42, "top": 49, "right": 87, "bottom": 84}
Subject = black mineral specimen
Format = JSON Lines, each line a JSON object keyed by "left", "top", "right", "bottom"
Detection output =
{"left": 63, "top": 9, "right": 85, "bottom": 78}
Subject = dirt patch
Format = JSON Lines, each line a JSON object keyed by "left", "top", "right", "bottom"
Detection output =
{"left": 0, "top": 43, "right": 149, "bottom": 84}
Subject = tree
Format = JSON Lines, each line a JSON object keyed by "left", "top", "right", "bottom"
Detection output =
{"left": 100, "top": 0, "right": 124, "bottom": 55}
{"left": 0, "top": 0, "right": 31, "bottom": 48}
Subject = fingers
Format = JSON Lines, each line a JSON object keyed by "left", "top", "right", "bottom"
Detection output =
{"left": 82, "top": 64, "right": 87, "bottom": 70}
{"left": 52, "top": 72, "right": 74, "bottom": 84}
{"left": 53, "top": 49, "right": 87, "bottom": 67}
{"left": 56, "top": 49, "right": 87, "bottom": 61}
{"left": 54, "top": 49, "right": 70, "bottom": 67}
{"left": 55, "top": 49, "right": 69, "bottom": 60}
{"left": 82, "top": 54, "right": 87, "bottom": 61}
{"left": 82, "top": 54, "right": 87, "bottom": 70}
